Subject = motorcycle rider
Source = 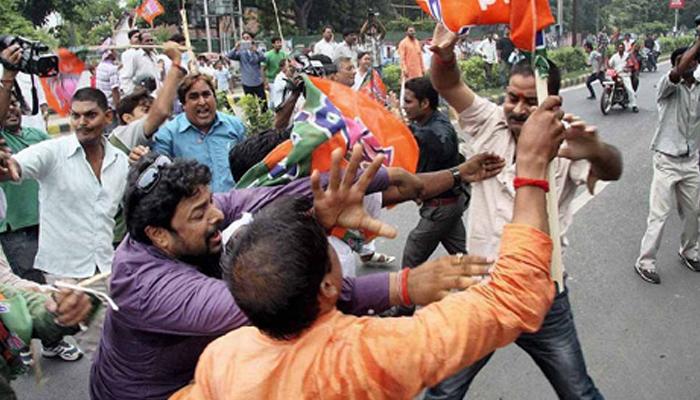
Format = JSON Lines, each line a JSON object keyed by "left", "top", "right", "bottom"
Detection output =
{"left": 584, "top": 42, "right": 604, "bottom": 100}
{"left": 608, "top": 42, "right": 639, "bottom": 113}
{"left": 644, "top": 34, "right": 657, "bottom": 70}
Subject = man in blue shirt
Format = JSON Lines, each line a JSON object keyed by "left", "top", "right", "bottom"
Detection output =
{"left": 227, "top": 31, "right": 267, "bottom": 111}
{"left": 153, "top": 74, "right": 245, "bottom": 192}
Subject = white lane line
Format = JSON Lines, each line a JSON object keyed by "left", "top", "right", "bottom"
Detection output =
{"left": 572, "top": 181, "right": 610, "bottom": 215}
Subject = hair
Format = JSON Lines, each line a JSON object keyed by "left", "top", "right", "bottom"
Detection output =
{"left": 124, "top": 153, "right": 212, "bottom": 244}
{"left": 406, "top": 25, "right": 415, "bottom": 32}
{"left": 279, "top": 58, "right": 289, "bottom": 70}
{"left": 671, "top": 47, "right": 688, "bottom": 67}
{"left": 271, "top": 37, "right": 282, "bottom": 44}
{"left": 169, "top": 33, "right": 185, "bottom": 43}
{"left": 116, "top": 89, "right": 153, "bottom": 124}
{"left": 405, "top": 77, "right": 439, "bottom": 110}
{"left": 222, "top": 196, "right": 330, "bottom": 340}
{"left": 322, "top": 25, "right": 334, "bottom": 33}
{"left": 357, "top": 51, "right": 370, "bottom": 62}
{"left": 72, "top": 88, "right": 109, "bottom": 112}
{"left": 342, "top": 28, "right": 356, "bottom": 38}
{"left": 583, "top": 42, "right": 593, "bottom": 50}
{"left": 509, "top": 58, "right": 561, "bottom": 96}
{"left": 334, "top": 56, "right": 352, "bottom": 72}
{"left": 229, "top": 128, "right": 291, "bottom": 181}
{"left": 178, "top": 73, "right": 217, "bottom": 104}
{"left": 243, "top": 31, "right": 256, "bottom": 39}
{"left": 128, "top": 29, "right": 141, "bottom": 40}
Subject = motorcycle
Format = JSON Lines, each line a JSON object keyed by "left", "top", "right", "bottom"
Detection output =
{"left": 639, "top": 48, "right": 657, "bottom": 72}
{"left": 600, "top": 69, "right": 629, "bottom": 115}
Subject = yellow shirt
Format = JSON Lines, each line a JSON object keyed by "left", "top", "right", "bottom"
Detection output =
{"left": 171, "top": 224, "right": 555, "bottom": 400}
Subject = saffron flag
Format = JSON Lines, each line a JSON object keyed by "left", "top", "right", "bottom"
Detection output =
{"left": 135, "top": 0, "right": 165, "bottom": 26}
{"left": 236, "top": 75, "right": 418, "bottom": 189}
{"left": 358, "top": 69, "right": 388, "bottom": 105}
{"left": 416, "top": 0, "right": 555, "bottom": 51}
{"left": 40, "top": 48, "right": 86, "bottom": 117}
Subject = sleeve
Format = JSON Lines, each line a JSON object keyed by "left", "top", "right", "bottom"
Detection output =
{"left": 119, "top": 51, "right": 136, "bottom": 85}
{"left": 337, "top": 273, "right": 390, "bottom": 315}
{"left": 457, "top": 94, "right": 501, "bottom": 139}
{"left": 214, "top": 168, "right": 390, "bottom": 227}
{"left": 109, "top": 67, "right": 120, "bottom": 89}
{"left": 0, "top": 249, "right": 39, "bottom": 290}
{"left": 13, "top": 138, "right": 58, "bottom": 181}
{"left": 17, "top": 287, "right": 81, "bottom": 344}
{"left": 342, "top": 224, "right": 556, "bottom": 398}
{"left": 227, "top": 49, "right": 241, "bottom": 61}
{"left": 151, "top": 123, "right": 175, "bottom": 157}
{"left": 657, "top": 72, "right": 678, "bottom": 101}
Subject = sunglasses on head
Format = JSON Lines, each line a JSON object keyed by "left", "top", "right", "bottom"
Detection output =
{"left": 136, "top": 155, "right": 172, "bottom": 193}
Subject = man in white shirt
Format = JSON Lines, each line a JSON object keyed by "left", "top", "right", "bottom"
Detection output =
{"left": 0, "top": 87, "right": 129, "bottom": 355}
{"left": 120, "top": 31, "right": 160, "bottom": 96}
{"left": 608, "top": 42, "right": 638, "bottom": 112}
{"left": 477, "top": 34, "right": 498, "bottom": 82}
{"left": 313, "top": 25, "right": 337, "bottom": 59}
{"left": 269, "top": 59, "right": 295, "bottom": 110}
{"left": 120, "top": 29, "right": 142, "bottom": 95}
{"left": 333, "top": 29, "right": 359, "bottom": 65}
{"left": 424, "top": 23, "right": 622, "bottom": 400}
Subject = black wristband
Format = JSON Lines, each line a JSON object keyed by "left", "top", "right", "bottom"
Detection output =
{"left": 449, "top": 166, "right": 461, "bottom": 188}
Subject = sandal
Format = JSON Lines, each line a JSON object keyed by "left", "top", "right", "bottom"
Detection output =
{"left": 360, "top": 252, "right": 396, "bottom": 266}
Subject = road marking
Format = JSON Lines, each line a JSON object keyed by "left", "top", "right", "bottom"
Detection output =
{"left": 572, "top": 181, "right": 610, "bottom": 215}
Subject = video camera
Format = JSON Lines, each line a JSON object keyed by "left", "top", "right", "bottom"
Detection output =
{"left": 0, "top": 35, "right": 59, "bottom": 77}
{"left": 294, "top": 54, "right": 335, "bottom": 77}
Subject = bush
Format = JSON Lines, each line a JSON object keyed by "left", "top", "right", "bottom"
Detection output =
{"left": 235, "top": 94, "right": 274, "bottom": 136}
{"left": 382, "top": 64, "right": 401, "bottom": 94}
{"left": 548, "top": 46, "right": 587, "bottom": 74}
{"left": 658, "top": 35, "right": 695, "bottom": 55}
{"left": 458, "top": 58, "right": 488, "bottom": 92}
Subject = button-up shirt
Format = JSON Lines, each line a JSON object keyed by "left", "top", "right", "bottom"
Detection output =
{"left": 477, "top": 38, "right": 499, "bottom": 64}
{"left": 96, "top": 59, "right": 120, "bottom": 108}
{"left": 13, "top": 134, "right": 128, "bottom": 277}
{"left": 120, "top": 49, "right": 159, "bottom": 95}
{"left": 153, "top": 112, "right": 245, "bottom": 193}
{"left": 226, "top": 48, "right": 265, "bottom": 87}
{"left": 410, "top": 111, "right": 461, "bottom": 199}
{"left": 651, "top": 72, "right": 700, "bottom": 157}
{"left": 458, "top": 95, "right": 590, "bottom": 264}
{"left": 90, "top": 170, "right": 392, "bottom": 400}
{"left": 171, "top": 224, "right": 555, "bottom": 400}
{"left": 333, "top": 41, "right": 359, "bottom": 64}
{"left": 313, "top": 39, "right": 337, "bottom": 59}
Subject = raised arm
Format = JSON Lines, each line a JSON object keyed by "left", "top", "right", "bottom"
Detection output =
{"left": 0, "top": 45, "right": 21, "bottom": 125}
{"left": 430, "top": 23, "right": 476, "bottom": 113}
{"left": 669, "top": 35, "right": 700, "bottom": 84}
{"left": 142, "top": 42, "right": 187, "bottom": 138}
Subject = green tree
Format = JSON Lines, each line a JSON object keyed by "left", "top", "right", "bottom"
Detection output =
{"left": 0, "top": 0, "right": 57, "bottom": 47}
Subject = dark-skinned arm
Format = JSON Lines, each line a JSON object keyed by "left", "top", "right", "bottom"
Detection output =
{"left": 0, "top": 45, "right": 21, "bottom": 126}
{"left": 142, "top": 41, "right": 187, "bottom": 138}
{"left": 669, "top": 36, "right": 700, "bottom": 84}
{"left": 430, "top": 24, "right": 476, "bottom": 113}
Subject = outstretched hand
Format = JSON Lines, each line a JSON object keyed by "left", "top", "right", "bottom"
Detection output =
{"left": 407, "top": 253, "right": 492, "bottom": 305}
{"left": 311, "top": 144, "right": 397, "bottom": 239}
{"left": 459, "top": 153, "right": 506, "bottom": 183}
{"left": 557, "top": 114, "right": 603, "bottom": 161}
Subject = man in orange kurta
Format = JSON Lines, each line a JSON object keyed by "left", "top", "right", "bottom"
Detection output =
{"left": 398, "top": 26, "right": 425, "bottom": 79}
{"left": 171, "top": 96, "right": 568, "bottom": 400}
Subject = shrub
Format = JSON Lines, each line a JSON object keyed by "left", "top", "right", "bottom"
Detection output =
{"left": 548, "top": 46, "right": 587, "bottom": 74}
{"left": 382, "top": 64, "right": 401, "bottom": 94}
{"left": 235, "top": 94, "right": 274, "bottom": 136}
{"left": 658, "top": 35, "right": 695, "bottom": 55}
{"left": 458, "top": 58, "right": 488, "bottom": 92}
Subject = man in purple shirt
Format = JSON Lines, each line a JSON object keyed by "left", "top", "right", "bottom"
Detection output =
{"left": 90, "top": 145, "right": 504, "bottom": 400}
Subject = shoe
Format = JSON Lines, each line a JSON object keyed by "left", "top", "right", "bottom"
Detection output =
{"left": 678, "top": 252, "right": 700, "bottom": 272}
{"left": 42, "top": 340, "right": 83, "bottom": 361}
{"left": 634, "top": 264, "right": 660, "bottom": 284}
{"left": 586, "top": 95, "right": 596, "bottom": 100}
{"left": 360, "top": 252, "right": 396, "bottom": 267}
{"left": 632, "top": 106, "right": 639, "bottom": 113}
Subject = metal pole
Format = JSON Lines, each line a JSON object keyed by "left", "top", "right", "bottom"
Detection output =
{"left": 237, "top": 0, "right": 244, "bottom": 38}
{"left": 557, "top": 0, "right": 564, "bottom": 44}
{"left": 203, "top": 0, "right": 212, "bottom": 52}
{"left": 674, "top": 9, "right": 679, "bottom": 34}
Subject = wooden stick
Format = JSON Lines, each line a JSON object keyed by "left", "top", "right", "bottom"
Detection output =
{"left": 87, "top": 44, "right": 192, "bottom": 51}
{"left": 534, "top": 69, "right": 564, "bottom": 293}
{"left": 181, "top": 8, "right": 199, "bottom": 74}
{"left": 77, "top": 272, "right": 111, "bottom": 288}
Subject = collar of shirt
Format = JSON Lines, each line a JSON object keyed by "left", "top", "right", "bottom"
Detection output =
{"left": 66, "top": 133, "right": 121, "bottom": 170}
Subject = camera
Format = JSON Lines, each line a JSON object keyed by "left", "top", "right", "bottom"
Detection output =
{"left": 294, "top": 54, "right": 334, "bottom": 77}
{"left": 0, "top": 35, "right": 59, "bottom": 77}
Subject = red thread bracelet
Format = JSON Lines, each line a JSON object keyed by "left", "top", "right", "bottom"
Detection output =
{"left": 513, "top": 177, "right": 549, "bottom": 192}
{"left": 400, "top": 268, "right": 412, "bottom": 306}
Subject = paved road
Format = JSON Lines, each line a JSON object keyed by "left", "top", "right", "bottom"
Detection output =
{"left": 17, "top": 63, "right": 700, "bottom": 399}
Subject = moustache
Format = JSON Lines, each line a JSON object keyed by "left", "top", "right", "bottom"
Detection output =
{"left": 509, "top": 114, "right": 528, "bottom": 123}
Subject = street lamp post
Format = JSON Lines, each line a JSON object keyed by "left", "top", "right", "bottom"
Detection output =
{"left": 203, "top": 0, "right": 212, "bottom": 52}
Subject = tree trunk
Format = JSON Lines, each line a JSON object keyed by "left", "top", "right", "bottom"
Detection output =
{"left": 572, "top": 0, "right": 578, "bottom": 46}
{"left": 294, "top": 0, "right": 314, "bottom": 34}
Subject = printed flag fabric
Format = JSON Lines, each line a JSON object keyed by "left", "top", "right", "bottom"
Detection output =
{"left": 236, "top": 75, "right": 418, "bottom": 189}
{"left": 40, "top": 48, "right": 86, "bottom": 117}
{"left": 136, "top": 0, "right": 165, "bottom": 26}
{"left": 359, "top": 69, "right": 388, "bottom": 105}
{"left": 417, "top": 0, "right": 555, "bottom": 51}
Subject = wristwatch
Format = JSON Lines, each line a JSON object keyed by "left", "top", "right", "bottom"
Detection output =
{"left": 449, "top": 166, "right": 461, "bottom": 188}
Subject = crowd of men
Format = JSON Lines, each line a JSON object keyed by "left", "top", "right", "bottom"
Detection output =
{"left": 1, "top": 16, "right": 700, "bottom": 400}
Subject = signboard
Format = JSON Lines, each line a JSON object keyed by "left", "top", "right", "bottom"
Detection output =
{"left": 669, "top": 0, "right": 685, "bottom": 10}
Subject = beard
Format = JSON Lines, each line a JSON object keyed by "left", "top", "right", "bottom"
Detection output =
{"left": 181, "top": 251, "right": 223, "bottom": 279}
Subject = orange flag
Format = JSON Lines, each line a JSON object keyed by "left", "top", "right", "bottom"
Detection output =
{"left": 135, "top": 0, "right": 165, "bottom": 26}
{"left": 40, "top": 48, "right": 85, "bottom": 117}
{"left": 417, "top": 0, "right": 555, "bottom": 51}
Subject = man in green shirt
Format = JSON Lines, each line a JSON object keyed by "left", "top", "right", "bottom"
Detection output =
{"left": 0, "top": 93, "right": 50, "bottom": 284}
{"left": 264, "top": 37, "right": 288, "bottom": 83}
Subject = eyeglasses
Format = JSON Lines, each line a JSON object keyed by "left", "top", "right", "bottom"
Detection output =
{"left": 136, "top": 155, "right": 172, "bottom": 193}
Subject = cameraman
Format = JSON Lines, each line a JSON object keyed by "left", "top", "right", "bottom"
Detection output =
{"left": 360, "top": 12, "right": 386, "bottom": 74}
{"left": 227, "top": 31, "right": 267, "bottom": 111}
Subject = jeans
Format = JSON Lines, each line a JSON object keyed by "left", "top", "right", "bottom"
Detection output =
{"left": 585, "top": 72, "right": 605, "bottom": 97}
{"left": 426, "top": 288, "right": 603, "bottom": 400}
{"left": 0, "top": 225, "right": 44, "bottom": 284}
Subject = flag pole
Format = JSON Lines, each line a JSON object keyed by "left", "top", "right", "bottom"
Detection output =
{"left": 181, "top": 7, "right": 199, "bottom": 73}
{"left": 531, "top": 17, "right": 564, "bottom": 293}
